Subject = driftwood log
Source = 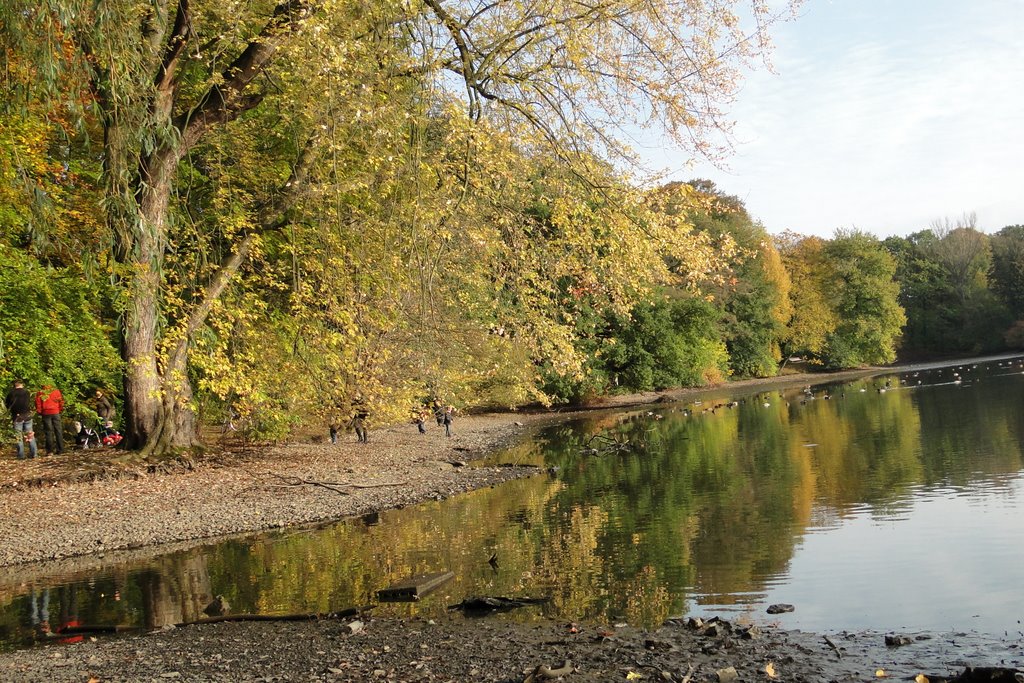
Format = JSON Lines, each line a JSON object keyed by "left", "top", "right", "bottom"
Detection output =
{"left": 448, "top": 596, "right": 550, "bottom": 614}
{"left": 377, "top": 571, "right": 455, "bottom": 602}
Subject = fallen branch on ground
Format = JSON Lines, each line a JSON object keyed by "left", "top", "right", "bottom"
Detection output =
{"left": 347, "top": 481, "right": 407, "bottom": 489}
{"left": 265, "top": 473, "right": 350, "bottom": 494}
{"left": 823, "top": 635, "right": 842, "bottom": 659}
{"left": 180, "top": 606, "right": 373, "bottom": 627}
{"left": 262, "top": 472, "right": 407, "bottom": 495}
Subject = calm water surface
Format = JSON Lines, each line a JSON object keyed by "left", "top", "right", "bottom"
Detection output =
{"left": 3, "top": 357, "right": 1024, "bottom": 649}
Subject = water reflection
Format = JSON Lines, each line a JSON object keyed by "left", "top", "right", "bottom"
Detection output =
{"left": 2, "top": 357, "right": 1024, "bottom": 649}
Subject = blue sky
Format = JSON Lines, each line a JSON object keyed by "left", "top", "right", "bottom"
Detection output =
{"left": 639, "top": 0, "right": 1024, "bottom": 239}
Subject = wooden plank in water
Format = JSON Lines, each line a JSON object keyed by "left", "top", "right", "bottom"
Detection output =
{"left": 376, "top": 571, "right": 455, "bottom": 602}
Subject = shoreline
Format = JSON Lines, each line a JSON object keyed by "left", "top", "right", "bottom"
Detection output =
{"left": 3, "top": 353, "right": 1022, "bottom": 571}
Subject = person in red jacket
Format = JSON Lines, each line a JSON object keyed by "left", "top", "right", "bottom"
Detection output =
{"left": 35, "top": 383, "right": 64, "bottom": 455}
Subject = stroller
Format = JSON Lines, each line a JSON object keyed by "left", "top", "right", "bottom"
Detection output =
{"left": 74, "top": 420, "right": 102, "bottom": 449}
{"left": 74, "top": 418, "right": 123, "bottom": 449}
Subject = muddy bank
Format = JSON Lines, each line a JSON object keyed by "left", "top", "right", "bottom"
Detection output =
{"left": 2, "top": 613, "right": 1022, "bottom": 682}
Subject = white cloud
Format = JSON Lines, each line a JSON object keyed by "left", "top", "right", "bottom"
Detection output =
{"left": 653, "top": 0, "right": 1024, "bottom": 237}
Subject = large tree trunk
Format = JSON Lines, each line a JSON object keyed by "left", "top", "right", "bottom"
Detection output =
{"left": 120, "top": 267, "right": 164, "bottom": 448}
{"left": 120, "top": 146, "right": 199, "bottom": 454}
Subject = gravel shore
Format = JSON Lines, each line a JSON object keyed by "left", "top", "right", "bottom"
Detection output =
{"left": 2, "top": 613, "right": 1021, "bottom": 682}
{"left": 0, "top": 411, "right": 558, "bottom": 569}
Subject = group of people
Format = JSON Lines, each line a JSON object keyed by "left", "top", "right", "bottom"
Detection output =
{"left": 4, "top": 380, "right": 119, "bottom": 459}
{"left": 329, "top": 398, "right": 371, "bottom": 444}
{"left": 413, "top": 399, "right": 456, "bottom": 437}
{"left": 328, "top": 396, "right": 458, "bottom": 445}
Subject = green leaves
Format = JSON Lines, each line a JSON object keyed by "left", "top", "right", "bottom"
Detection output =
{"left": 820, "top": 231, "right": 906, "bottom": 368}
{"left": 0, "top": 244, "right": 121, "bottom": 413}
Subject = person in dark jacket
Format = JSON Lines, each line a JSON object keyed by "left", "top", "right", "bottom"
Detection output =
{"left": 4, "top": 379, "right": 38, "bottom": 459}
{"left": 442, "top": 405, "right": 455, "bottom": 437}
{"left": 350, "top": 399, "right": 370, "bottom": 443}
{"left": 90, "top": 389, "right": 115, "bottom": 424}
{"left": 35, "top": 383, "right": 64, "bottom": 455}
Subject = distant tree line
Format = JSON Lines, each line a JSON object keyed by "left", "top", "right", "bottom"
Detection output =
{"left": 542, "top": 181, "right": 910, "bottom": 402}
{"left": 543, "top": 197, "right": 1024, "bottom": 403}
{"left": 883, "top": 214, "right": 1024, "bottom": 358}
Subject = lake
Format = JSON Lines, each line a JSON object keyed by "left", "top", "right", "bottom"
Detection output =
{"left": 3, "top": 357, "right": 1023, "bottom": 649}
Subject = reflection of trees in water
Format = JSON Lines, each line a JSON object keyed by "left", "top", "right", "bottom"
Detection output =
{"left": 915, "top": 376, "right": 1024, "bottom": 485}
{"left": 510, "top": 378, "right": 1023, "bottom": 621}
{"left": 138, "top": 552, "right": 213, "bottom": 627}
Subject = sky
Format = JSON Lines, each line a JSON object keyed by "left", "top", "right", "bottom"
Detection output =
{"left": 638, "top": 0, "right": 1024, "bottom": 239}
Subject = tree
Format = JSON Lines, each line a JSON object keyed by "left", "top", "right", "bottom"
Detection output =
{"left": 2, "top": 0, "right": 798, "bottom": 453}
{"left": 821, "top": 230, "right": 905, "bottom": 368}
{"left": 686, "top": 181, "right": 791, "bottom": 378}
{"left": 882, "top": 231, "right": 958, "bottom": 355}
{"left": 909, "top": 218, "right": 1011, "bottom": 354}
{"left": 777, "top": 233, "right": 836, "bottom": 364}
{"left": 926, "top": 213, "right": 989, "bottom": 306}
{"left": 0, "top": 244, "right": 121, "bottom": 409}
{"left": 990, "top": 225, "right": 1024, "bottom": 319}
{"left": 600, "top": 296, "right": 729, "bottom": 393}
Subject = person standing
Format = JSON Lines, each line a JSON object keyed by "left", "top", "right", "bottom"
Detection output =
{"left": 350, "top": 399, "right": 370, "bottom": 443}
{"left": 91, "top": 389, "right": 115, "bottom": 424}
{"left": 443, "top": 405, "right": 454, "bottom": 437}
{"left": 4, "top": 379, "right": 38, "bottom": 459}
{"left": 35, "top": 383, "right": 64, "bottom": 455}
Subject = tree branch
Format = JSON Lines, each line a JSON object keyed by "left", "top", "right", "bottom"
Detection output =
{"left": 175, "top": 0, "right": 313, "bottom": 149}
{"left": 163, "top": 131, "right": 321, "bottom": 377}
{"left": 422, "top": 0, "right": 481, "bottom": 116}
{"left": 154, "top": 0, "right": 192, "bottom": 95}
